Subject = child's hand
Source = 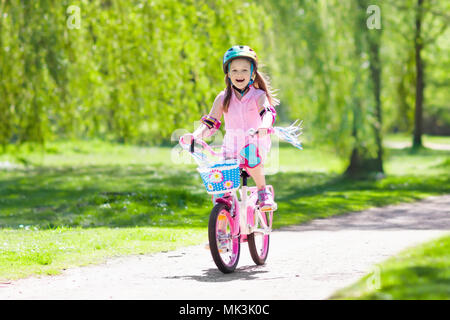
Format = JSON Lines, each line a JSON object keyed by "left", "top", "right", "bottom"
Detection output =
{"left": 181, "top": 133, "right": 194, "bottom": 144}
{"left": 257, "top": 128, "right": 268, "bottom": 137}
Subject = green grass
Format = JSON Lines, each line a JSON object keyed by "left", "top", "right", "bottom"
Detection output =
{"left": 330, "top": 235, "right": 450, "bottom": 300}
{"left": 0, "top": 137, "right": 449, "bottom": 280}
{"left": 385, "top": 133, "right": 450, "bottom": 145}
{"left": 384, "top": 147, "right": 450, "bottom": 175}
{"left": 0, "top": 227, "right": 205, "bottom": 280}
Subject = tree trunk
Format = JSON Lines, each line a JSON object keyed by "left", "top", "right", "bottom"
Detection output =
{"left": 413, "top": 0, "right": 424, "bottom": 148}
{"left": 345, "top": 0, "right": 384, "bottom": 179}
{"left": 368, "top": 27, "right": 384, "bottom": 174}
{"left": 345, "top": 147, "right": 383, "bottom": 178}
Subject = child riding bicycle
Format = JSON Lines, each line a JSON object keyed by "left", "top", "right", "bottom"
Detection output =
{"left": 181, "top": 45, "right": 279, "bottom": 212}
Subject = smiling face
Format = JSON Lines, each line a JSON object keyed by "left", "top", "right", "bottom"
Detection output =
{"left": 227, "top": 58, "right": 254, "bottom": 90}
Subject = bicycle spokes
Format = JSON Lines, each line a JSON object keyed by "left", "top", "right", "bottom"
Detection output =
{"left": 257, "top": 211, "right": 270, "bottom": 249}
{"left": 215, "top": 211, "right": 237, "bottom": 266}
{"left": 248, "top": 208, "right": 270, "bottom": 265}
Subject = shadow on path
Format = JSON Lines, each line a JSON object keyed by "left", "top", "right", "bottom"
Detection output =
{"left": 164, "top": 265, "right": 285, "bottom": 283}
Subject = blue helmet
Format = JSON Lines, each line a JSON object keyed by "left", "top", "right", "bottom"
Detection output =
{"left": 222, "top": 45, "right": 258, "bottom": 74}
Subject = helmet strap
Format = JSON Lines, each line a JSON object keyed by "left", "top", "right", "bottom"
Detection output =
{"left": 248, "top": 63, "right": 254, "bottom": 87}
{"left": 232, "top": 84, "right": 249, "bottom": 96}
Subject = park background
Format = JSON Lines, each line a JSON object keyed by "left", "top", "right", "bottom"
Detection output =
{"left": 0, "top": 0, "right": 449, "bottom": 299}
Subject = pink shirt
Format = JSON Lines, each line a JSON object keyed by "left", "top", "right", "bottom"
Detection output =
{"left": 216, "top": 86, "right": 271, "bottom": 159}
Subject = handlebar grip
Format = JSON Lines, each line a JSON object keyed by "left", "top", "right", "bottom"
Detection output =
{"left": 190, "top": 138, "right": 195, "bottom": 153}
{"left": 256, "top": 127, "right": 275, "bottom": 135}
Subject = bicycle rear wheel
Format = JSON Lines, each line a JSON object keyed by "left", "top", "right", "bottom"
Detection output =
{"left": 208, "top": 202, "right": 240, "bottom": 273}
{"left": 248, "top": 209, "right": 270, "bottom": 265}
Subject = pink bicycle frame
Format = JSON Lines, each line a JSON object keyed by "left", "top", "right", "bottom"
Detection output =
{"left": 179, "top": 128, "right": 275, "bottom": 239}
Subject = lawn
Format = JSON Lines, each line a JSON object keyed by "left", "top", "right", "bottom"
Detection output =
{"left": 0, "top": 136, "right": 449, "bottom": 280}
{"left": 384, "top": 133, "right": 450, "bottom": 146}
{"left": 330, "top": 235, "right": 450, "bottom": 300}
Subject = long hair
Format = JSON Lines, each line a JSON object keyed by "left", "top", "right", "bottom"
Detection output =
{"left": 222, "top": 64, "right": 280, "bottom": 113}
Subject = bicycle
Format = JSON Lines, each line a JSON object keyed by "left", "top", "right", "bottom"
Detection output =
{"left": 179, "top": 128, "right": 275, "bottom": 273}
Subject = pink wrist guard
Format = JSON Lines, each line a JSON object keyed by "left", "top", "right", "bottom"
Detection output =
{"left": 260, "top": 106, "right": 277, "bottom": 127}
{"left": 201, "top": 114, "right": 221, "bottom": 130}
{"left": 199, "top": 114, "right": 221, "bottom": 137}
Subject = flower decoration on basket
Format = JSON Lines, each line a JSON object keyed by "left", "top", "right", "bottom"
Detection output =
{"left": 223, "top": 180, "right": 234, "bottom": 189}
{"left": 209, "top": 169, "right": 224, "bottom": 183}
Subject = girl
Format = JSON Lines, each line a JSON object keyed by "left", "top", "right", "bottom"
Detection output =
{"left": 182, "top": 45, "right": 279, "bottom": 211}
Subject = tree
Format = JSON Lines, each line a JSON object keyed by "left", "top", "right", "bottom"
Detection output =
{"left": 385, "top": 0, "right": 449, "bottom": 148}
{"left": 344, "top": 0, "right": 384, "bottom": 178}
{"left": 413, "top": 0, "right": 425, "bottom": 148}
{"left": 412, "top": 0, "right": 449, "bottom": 147}
{"left": 0, "top": 0, "right": 273, "bottom": 146}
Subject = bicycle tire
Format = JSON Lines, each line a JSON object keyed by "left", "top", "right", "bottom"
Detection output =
{"left": 247, "top": 209, "right": 270, "bottom": 265}
{"left": 208, "top": 202, "right": 240, "bottom": 273}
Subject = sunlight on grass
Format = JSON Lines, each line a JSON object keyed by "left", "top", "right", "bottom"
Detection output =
{"left": 385, "top": 134, "right": 450, "bottom": 145}
{"left": 0, "top": 226, "right": 206, "bottom": 280}
{"left": 330, "top": 235, "right": 450, "bottom": 300}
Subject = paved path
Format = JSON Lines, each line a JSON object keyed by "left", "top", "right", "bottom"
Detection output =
{"left": 1, "top": 195, "right": 449, "bottom": 300}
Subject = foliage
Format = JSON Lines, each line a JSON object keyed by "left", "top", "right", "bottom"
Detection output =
{"left": 261, "top": 0, "right": 449, "bottom": 155}
{"left": 0, "top": 0, "right": 272, "bottom": 145}
{"left": 1, "top": 1, "right": 447, "bottom": 150}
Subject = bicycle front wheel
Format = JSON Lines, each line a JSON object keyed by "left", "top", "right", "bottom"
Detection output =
{"left": 208, "top": 202, "right": 240, "bottom": 273}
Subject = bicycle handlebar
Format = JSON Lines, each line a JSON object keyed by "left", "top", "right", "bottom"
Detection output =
{"left": 179, "top": 127, "right": 274, "bottom": 156}
{"left": 179, "top": 134, "right": 221, "bottom": 157}
{"left": 179, "top": 120, "right": 302, "bottom": 166}
{"left": 247, "top": 127, "right": 274, "bottom": 137}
